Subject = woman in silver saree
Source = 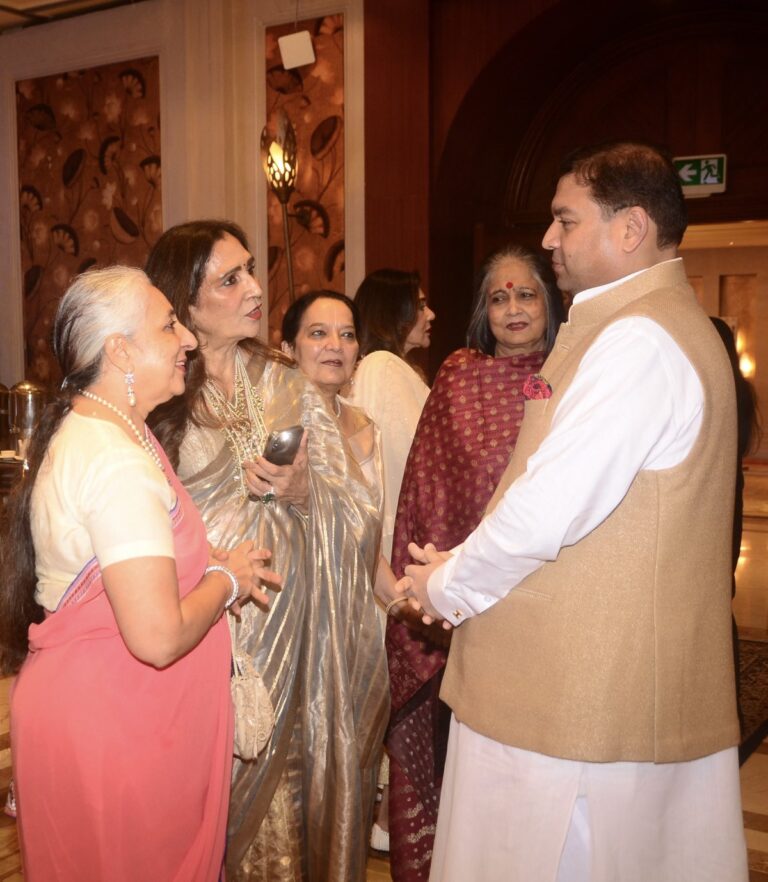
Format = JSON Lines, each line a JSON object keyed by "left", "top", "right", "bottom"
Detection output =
{"left": 146, "top": 221, "right": 389, "bottom": 882}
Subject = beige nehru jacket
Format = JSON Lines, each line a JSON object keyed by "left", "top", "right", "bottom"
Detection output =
{"left": 441, "top": 260, "right": 740, "bottom": 763}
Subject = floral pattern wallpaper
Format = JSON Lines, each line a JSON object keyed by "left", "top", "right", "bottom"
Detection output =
{"left": 265, "top": 15, "right": 345, "bottom": 346}
{"left": 16, "top": 56, "right": 161, "bottom": 386}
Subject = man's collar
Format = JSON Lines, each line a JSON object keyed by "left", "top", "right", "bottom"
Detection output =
{"left": 572, "top": 258, "right": 683, "bottom": 305}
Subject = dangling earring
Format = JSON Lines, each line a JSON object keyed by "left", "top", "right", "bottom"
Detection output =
{"left": 125, "top": 372, "right": 136, "bottom": 407}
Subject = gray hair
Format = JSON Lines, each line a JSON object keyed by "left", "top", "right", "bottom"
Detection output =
{"left": 54, "top": 265, "right": 150, "bottom": 387}
{"left": 466, "top": 245, "right": 564, "bottom": 355}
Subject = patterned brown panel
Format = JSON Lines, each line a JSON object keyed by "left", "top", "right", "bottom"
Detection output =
{"left": 16, "top": 56, "right": 161, "bottom": 386}
{"left": 264, "top": 15, "right": 345, "bottom": 347}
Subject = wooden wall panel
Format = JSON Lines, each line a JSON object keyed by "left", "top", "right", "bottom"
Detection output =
{"left": 428, "top": 0, "right": 559, "bottom": 167}
{"left": 426, "top": 0, "right": 768, "bottom": 372}
{"left": 361, "top": 1, "right": 768, "bottom": 374}
{"left": 679, "top": 246, "right": 768, "bottom": 461}
{"left": 363, "top": 0, "right": 430, "bottom": 283}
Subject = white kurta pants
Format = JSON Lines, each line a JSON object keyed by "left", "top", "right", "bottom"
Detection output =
{"left": 429, "top": 716, "right": 748, "bottom": 882}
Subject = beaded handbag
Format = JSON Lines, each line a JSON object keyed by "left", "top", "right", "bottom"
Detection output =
{"left": 228, "top": 615, "right": 275, "bottom": 760}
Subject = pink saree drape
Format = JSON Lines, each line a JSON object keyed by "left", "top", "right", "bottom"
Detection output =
{"left": 386, "top": 347, "right": 546, "bottom": 882}
{"left": 11, "top": 437, "right": 233, "bottom": 882}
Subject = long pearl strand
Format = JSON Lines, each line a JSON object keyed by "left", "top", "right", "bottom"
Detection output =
{"left": 79, "top": 389, "right": 165, "bottom": 472}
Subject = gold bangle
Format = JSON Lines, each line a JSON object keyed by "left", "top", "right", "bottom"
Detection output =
{"left": 385, "top": 596, "right": 409, "bottom": 616}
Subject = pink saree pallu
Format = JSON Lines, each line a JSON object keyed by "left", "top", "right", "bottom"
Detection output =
{"left": 11, "top": 455, "right": 233, "bottom": 882}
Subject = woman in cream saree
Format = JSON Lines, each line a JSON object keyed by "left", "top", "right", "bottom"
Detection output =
{"left": 147, "top": 222, "right": 389, "bottom": 882}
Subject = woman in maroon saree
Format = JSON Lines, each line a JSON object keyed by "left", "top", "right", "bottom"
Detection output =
{"left": 385, "top": 246, "right": 565, "bottom": 881}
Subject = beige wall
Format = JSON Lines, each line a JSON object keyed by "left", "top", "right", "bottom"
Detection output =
{"left": 0, "top": 0, "right": 365, "bottom": 387}
{"left": 681, "top": 238, "right": 768, "bottom": 462}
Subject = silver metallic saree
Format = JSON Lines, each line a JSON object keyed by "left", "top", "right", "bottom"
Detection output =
{"left": 177, "top": 352, "right": 389, "bottom": 882}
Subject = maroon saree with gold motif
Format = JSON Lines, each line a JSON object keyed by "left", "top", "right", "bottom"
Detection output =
{"left": 386, "top": 347, "right": 546, "bottom": 882}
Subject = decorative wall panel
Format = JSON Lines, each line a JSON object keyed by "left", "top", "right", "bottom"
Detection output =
{"left": 16, "top": 55, "right": 161, "bottom": 385}
{"left": 264, "top": 15, "right": 344, "bottom": 346}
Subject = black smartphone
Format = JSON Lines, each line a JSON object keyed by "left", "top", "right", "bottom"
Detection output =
{"left": 262, "top": 426, "right": 304, "bottom": 466}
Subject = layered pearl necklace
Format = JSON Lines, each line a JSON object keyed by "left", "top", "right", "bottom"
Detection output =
{"left": 204, "top": 350, "right": 267, "bottom": 498}
{"left": 79, "top": 389, "right": 165, "bottom": 473}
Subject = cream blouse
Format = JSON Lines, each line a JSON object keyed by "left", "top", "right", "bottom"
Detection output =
{"left": 31, "top": 412, "right": 174, "bottom": 611}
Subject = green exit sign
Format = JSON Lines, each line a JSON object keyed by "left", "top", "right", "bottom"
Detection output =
{"left": 673, "top": 154, "right": 727, "bottom": 198}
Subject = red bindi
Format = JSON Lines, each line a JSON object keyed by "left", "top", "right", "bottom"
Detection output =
{"left": 505, "top": 281, "right": 514, "bottom": 289}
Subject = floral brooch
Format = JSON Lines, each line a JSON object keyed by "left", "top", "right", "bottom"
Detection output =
{"left": 523, "top": 373, "right": 553, "bottom": 400}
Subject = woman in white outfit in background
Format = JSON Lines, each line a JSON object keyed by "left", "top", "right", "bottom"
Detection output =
{"left": 347, "top": 269, "right": 436, "bottom": 851}
{"left": 349, "top": 269, "right": 435, "bottom": 562}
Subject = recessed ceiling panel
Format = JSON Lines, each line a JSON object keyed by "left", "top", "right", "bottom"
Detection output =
{"left": 0, "top": 1, "right": 140, "bottom": 34}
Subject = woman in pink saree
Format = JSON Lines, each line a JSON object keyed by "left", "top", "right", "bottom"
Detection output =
{"left": 0, "top": 267, "right": 277, "bottom": 882}
{"left": 385, "top": 246, "right": 565, "bottom": 881}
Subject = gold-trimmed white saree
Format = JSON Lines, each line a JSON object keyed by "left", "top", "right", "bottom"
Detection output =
{"left": 177, "top": 352, "right": 389, "bottom": 882}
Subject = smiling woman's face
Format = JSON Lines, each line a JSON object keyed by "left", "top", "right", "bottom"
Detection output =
{"left": 485, "top": 256, "right": 547, "bottom": 356}
{"left": 126, "top": 282, "right": 197, "bottom": 415}
{"left": 285, "top": 297, "right": 359, "bottom": 396}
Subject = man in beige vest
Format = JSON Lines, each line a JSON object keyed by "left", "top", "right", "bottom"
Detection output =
{"left": 400, "top": 142, "right": 747, "bottom": 882}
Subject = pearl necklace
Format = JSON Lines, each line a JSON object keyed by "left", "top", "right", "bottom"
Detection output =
{"left": 204, "top": 350, "right": 267, "bottom": 498}
{"left": 79, "top": 389, "right": 165, "bottom": 472}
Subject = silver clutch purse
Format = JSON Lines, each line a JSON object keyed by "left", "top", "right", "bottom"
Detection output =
{"left": 229, "top": 616, "right": 275, "bottom": 761}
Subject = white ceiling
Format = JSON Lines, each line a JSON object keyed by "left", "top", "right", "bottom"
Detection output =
{"left": 0, "top": 0, "right": 141, "bottom": 34}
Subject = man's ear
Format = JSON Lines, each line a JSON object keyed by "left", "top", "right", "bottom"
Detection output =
{"left": 280, "top": 340, "right": 294, "bottom": 358}
{"left": 103, "top": 334, "right": 132, "bottom": 372}
{"left": 622, "top": 206, "right": 649, "bottom": 254}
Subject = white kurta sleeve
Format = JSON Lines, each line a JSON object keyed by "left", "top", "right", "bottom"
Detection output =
{"left": 351, "top": 351, "right": 429, "bottom": 560}
{"left": 427, "top": 316, "right": 704, "bottom": 622}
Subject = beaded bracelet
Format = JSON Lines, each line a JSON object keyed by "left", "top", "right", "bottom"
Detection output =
{"left": 206, "top": 565, "right": 240, "bottom": 610}
{"left": 384, "top": 596, "right": 409, "bottom": 616}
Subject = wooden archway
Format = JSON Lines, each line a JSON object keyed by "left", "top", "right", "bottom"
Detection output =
{"left": 428, "top": 1, "right": 768, "bottom": 371}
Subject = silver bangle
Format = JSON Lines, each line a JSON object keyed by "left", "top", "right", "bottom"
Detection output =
{"left": 206, "top": 565, "right": 240, "bottom": 609}
{"left": 384, "top": 596, "right": 409, "bottom": 616}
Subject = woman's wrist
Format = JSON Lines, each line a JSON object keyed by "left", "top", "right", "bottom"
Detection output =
{"left": 206, "top": 564, "right": 240, "bottom": 609}
{"left": 384, "top": 596, "right": 409, "bottom": 616}
{"left": 289, "top": 501, "right": 309, "bottom": 519}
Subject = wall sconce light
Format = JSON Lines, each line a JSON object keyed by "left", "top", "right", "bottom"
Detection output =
{"left": 261, "top": 112, "right": 298, "bottom": 303}
{"left": 735, "top": 329, "right": 756, "bottom": 378}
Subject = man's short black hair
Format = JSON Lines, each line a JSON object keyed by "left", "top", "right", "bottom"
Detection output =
{"left": 561, "top": 141, "right": 687, "bottom": 248}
